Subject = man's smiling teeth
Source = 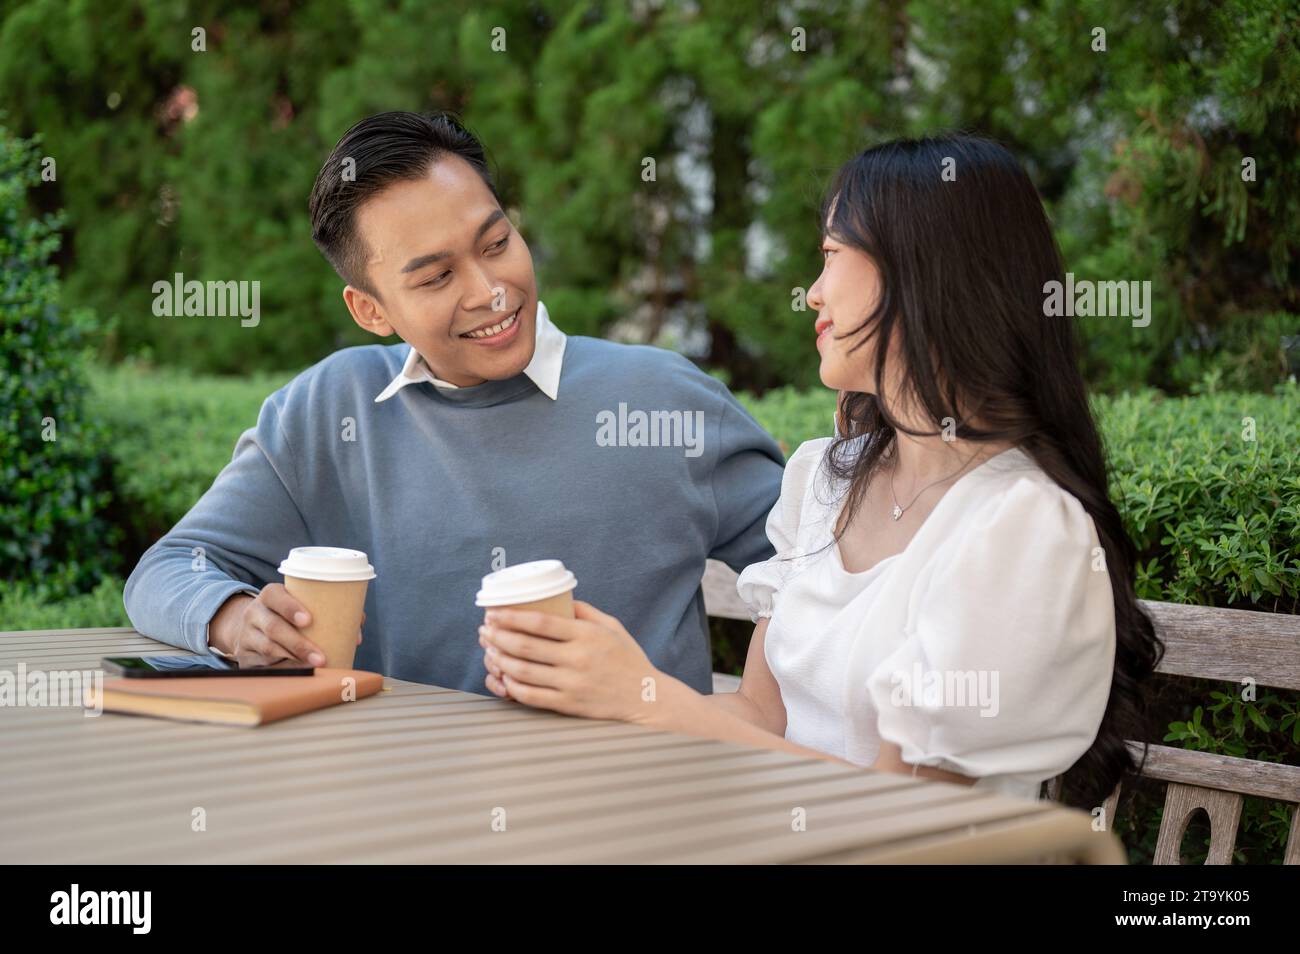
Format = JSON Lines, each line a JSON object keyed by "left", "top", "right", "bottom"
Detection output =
{"left": 461, "top": 312, "right": 517, "bottom": 339}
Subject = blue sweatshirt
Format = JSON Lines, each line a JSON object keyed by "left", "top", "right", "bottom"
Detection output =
{"left": 122, "top": 331, "right": 784, "bottom": 695}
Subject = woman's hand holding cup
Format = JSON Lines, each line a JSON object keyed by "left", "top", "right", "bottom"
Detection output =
{"left": 480, "top": 600, "right": 663, "bottom": 725}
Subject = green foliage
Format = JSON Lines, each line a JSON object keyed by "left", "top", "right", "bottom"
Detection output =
{"left": 1102, "top": 380, "right": 1300, "bottom": 611}
{"left": 0, "top": 576, "right": 130, "bottom": 631}
{"left": 735, "top": 384, "right": 839, "bottom": 454}
{"left": 0, "top": 121, "right": 120, "bottom": 600}
{"left": 0, "top": 1, "right": 191, "bottom": 364}
{"left": 914, "top": 0, "right": 1300, "bottom": 394}
{"left": 1166, "top": 690, "right": 1299, "bottom": 755}
{"left": 3, "top": 1, "right": 1291, "bottom": 391}
{"left": 85, "top": 359, "right": 295, "bottom": 546}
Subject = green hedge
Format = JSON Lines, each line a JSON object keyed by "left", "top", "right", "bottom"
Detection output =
{"left": 0, "top": 123, "right": 120, "bottom": 601}
{"left": 87, "top": 360, "right": 295, "bottom": 550}
{"left": 1, "top": 577, "right": 129, "bottom": 630}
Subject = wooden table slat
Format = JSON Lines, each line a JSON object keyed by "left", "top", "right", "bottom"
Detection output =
{"left": 0, "top": 627, "right": 141, "bottom": 639}
{"left": 0, "top": 634, "right": 177, "bottom": 649}
{"left": 549, "top": 791, "right": 1051, "bottom": 867}
{"left": 0, "top": 701, "right": 629, "bottom": 761}
{"left": 817, "top": 810, "right": 1120, "bottom": 865}
{"left": 2, "top": 727, "right": 774, "bottom": 822}
{"left": 2, "top": 709, "right": 655, "bottom": 772}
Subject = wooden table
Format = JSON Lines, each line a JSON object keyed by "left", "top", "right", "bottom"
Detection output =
{"left": 0, "top": 628, "right": 1126, "bottom": 864}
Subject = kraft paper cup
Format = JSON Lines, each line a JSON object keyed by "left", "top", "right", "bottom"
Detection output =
{"left": 476, "top": 560, "right": 578, "bottom": 618}
{"left": 278, "top": 547, "right": 376, "bottom": 670}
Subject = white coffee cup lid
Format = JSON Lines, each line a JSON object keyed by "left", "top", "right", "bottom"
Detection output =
{"left": 475, "top": 560, "right": 576, "bottom": 607}
{"left": 279, "top": 546, "right": 376, "bottom": 582}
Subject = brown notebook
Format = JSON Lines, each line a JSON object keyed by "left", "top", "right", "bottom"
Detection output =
{"left": 87, "top": 668, "right": 385, "bottom": 727}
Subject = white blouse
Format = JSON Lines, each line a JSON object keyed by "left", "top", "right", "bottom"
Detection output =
{"left": 736, "top": 437, "right": 1117, "bottom": 801}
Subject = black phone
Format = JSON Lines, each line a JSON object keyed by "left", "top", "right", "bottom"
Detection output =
{"left": 102, "top": 654, "right": 315, "bottom": 678}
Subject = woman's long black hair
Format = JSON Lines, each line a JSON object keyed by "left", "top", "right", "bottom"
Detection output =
{"left": 818, "top": 135, "right": 1164, "bottom": 811}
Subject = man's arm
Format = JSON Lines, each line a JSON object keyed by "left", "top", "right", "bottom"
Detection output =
{"left": 207, "top": 592, "right": 256, "bottom": 657}
{"left": 122, "top": 391, "right": 311, "bottom": 655}
{"left": 706, "top": 390, "right": 785, "bottom": 572}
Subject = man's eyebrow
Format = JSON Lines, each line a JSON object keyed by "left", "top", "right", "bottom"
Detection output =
{"left": 399, "top": 209, "right": 507, "bottom": 275}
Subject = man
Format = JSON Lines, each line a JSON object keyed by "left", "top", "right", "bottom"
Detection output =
{"left": 123, "top": 110, "right": 784, "bottom": 696}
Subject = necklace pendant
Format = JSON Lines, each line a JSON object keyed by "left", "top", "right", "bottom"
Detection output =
{"left": 891, "top": 504, "right": 903, "bottom": 521}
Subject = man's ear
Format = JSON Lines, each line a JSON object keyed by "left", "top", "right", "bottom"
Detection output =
{"left": 343, "top": 285, "right": 395, "bottom": 337}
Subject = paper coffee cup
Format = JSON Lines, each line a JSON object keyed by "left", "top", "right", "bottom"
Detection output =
{"left": 278, "top": 547, "right": 376, "bottom": 669}
{"left": 476, "top": 560, "right": 577, "bottom": 618}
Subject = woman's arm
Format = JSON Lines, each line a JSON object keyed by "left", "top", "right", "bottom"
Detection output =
{"left": 655, "top": 672, "right": 849, "bottom": 765}
{"left": 703, "top": 617, "right": 787, "bottom": 736}
{"left": 663, "top": 618, "right": 975, "bottom": 786}
{"left": 873, "top": 740, "right": 978, "bottom": 787}
{"left": 638, "top": 617, "right": 829, "bottom": 761}
{"left": 660, "top": 676, "right": 977, "bottom": 786}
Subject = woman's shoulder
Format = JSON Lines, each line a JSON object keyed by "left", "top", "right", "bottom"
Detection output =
{"left": 955, "top": 446, "right": 1100, "bottom": 547}
{"left": 764, "top": 438, "right": 830, "bottom": 525}
{"left": 907, "top": 448, "right": 1115, "bottom": 645}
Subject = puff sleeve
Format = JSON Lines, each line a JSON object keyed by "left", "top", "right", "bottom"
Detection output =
{"left": 865, "top": 476, "right": 1117, "bottom": 781}
{"left": 734, "top": 438, "right": 829, "bottom": 623}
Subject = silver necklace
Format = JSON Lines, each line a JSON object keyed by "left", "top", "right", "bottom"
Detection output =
{"left": 887, "top": 447, "right": 983, "bottom": 521}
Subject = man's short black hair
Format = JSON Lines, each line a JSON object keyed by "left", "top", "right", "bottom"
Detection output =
{"left": 309, "top": 110, "right": 500, "bottom": 297}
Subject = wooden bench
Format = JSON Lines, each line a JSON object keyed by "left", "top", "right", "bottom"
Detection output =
{"left": 702, "top": 558, "right": 1300, "bottom": 864}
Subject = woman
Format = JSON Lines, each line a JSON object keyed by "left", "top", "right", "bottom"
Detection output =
{"left": 478, "top": 135, "right": 1163, "bottom": 810}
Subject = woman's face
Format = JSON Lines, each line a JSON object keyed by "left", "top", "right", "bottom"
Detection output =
{"left": 807, "top": 221, "right": 888, "bottom": 394}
